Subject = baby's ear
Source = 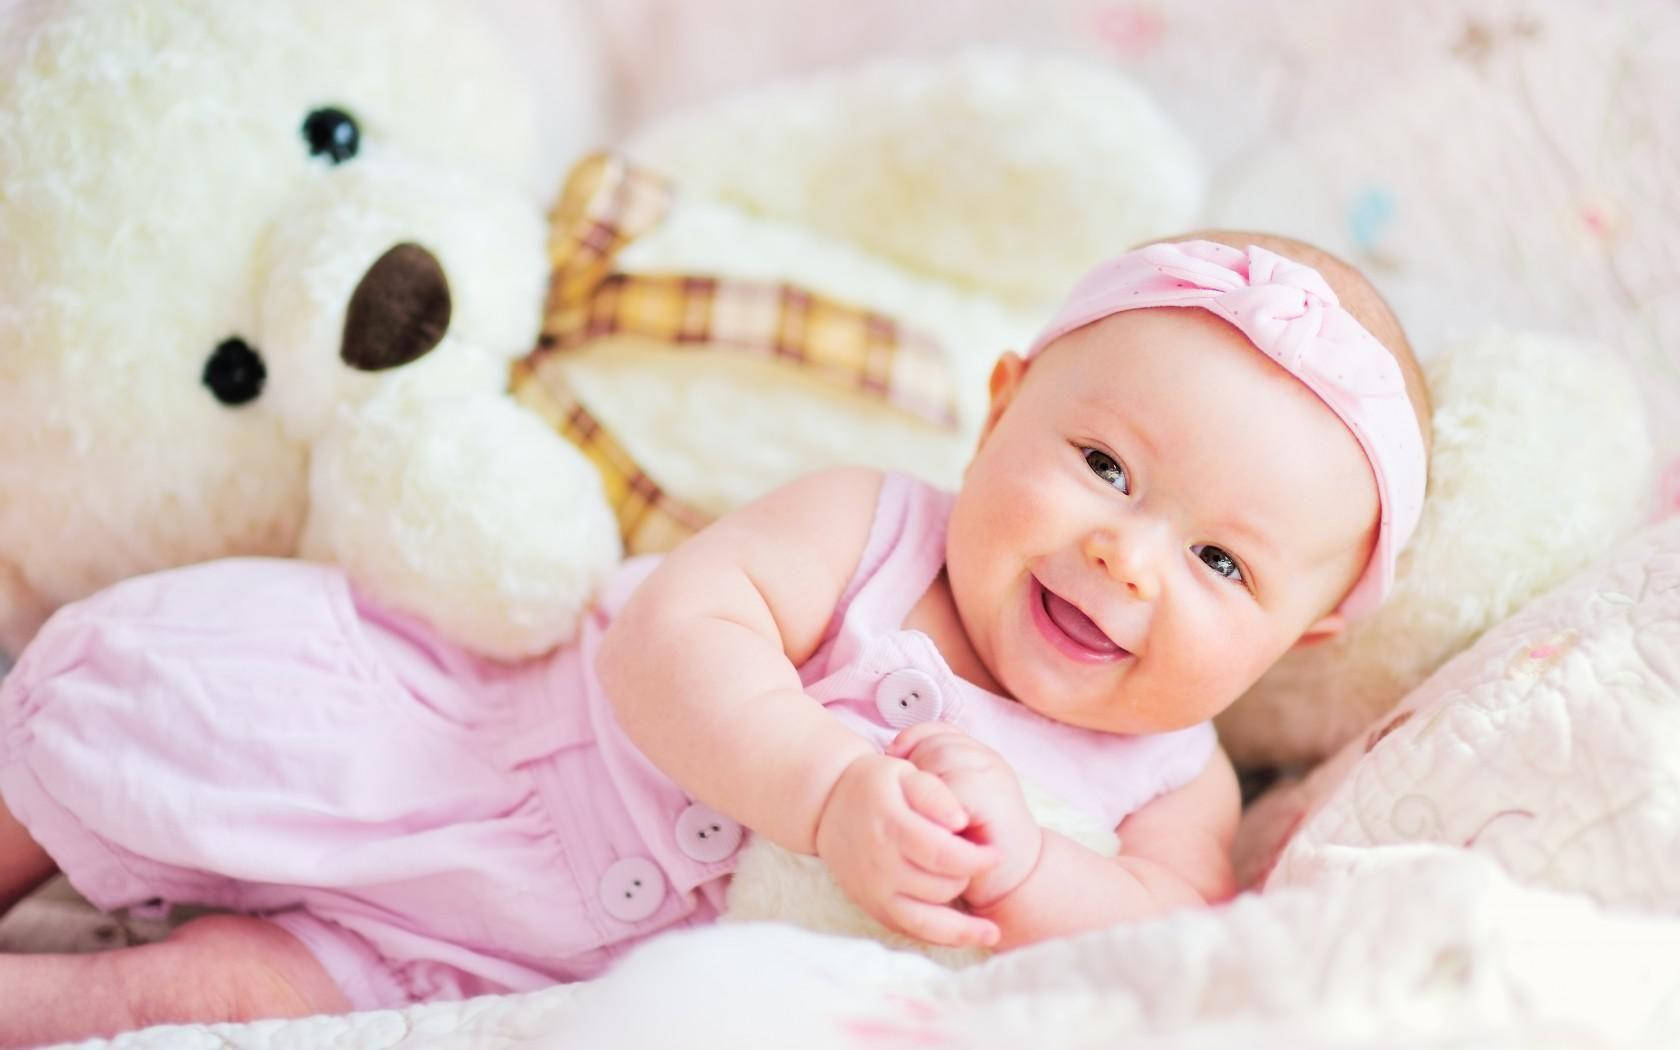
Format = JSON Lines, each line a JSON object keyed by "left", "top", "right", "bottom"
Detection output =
{"left": 1292, "top": 612, "right": 1347, "bottom": 648}
{"left": 979, "top": 351, "right": 1027, "bottom": 444}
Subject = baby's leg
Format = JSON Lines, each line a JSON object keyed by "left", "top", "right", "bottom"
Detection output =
{"left": 0, "top": 796, "right": 55, "bottom": 912}
{"left": 0, "top": 914, "right": 350, "bottom": 1046}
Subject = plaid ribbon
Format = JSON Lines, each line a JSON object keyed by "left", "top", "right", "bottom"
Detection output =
{"left": 513, "top": 152, "right": 960, "bottom": 555}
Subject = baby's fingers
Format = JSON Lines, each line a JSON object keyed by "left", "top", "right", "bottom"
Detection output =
{"left": 891, "top": 864, "right": 973, "bottom": 908}
{"left": 900, "top": 767, "right": 967, "bottom": 832}
{"left": 884, "top": 896, "right": 1000, "bottom": 949}
{"left": 886, "top": 721, "right": 964, "bottom": 760}
{"left": 896, "top": 797, "right": 996, "bottom": 878}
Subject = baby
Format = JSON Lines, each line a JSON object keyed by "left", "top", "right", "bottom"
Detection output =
{"left": 0, "top": 232, "right": 1429, "bottom": 1045}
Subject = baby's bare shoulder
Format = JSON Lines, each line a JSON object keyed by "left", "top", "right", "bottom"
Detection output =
{"left": 639, "top": 466, "right": 886, "bottom": 664}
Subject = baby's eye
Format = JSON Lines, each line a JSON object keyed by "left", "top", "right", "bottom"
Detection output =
{"left": 1193, "top": 544, "right": 1245, "bottom": 584}
{"left": 1082, "top": 447, "right": 1129, "bottom": 493}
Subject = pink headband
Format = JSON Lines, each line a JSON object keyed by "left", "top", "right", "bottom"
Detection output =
{"left": 1024, "top": 239, "right": 1425, "bottom": 619}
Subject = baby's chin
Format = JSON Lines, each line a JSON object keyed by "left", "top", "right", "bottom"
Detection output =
{"left": 1010, "top": 687, "right": 1205, "bottom": 736}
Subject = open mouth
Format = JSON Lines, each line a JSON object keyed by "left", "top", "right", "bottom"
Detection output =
{"left": 1029, "top": 576, "right": 1130, "bottom": 664}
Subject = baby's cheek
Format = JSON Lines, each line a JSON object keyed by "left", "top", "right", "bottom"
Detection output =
{"left": 988, "top": 478, "right": 1053, "bottom": 539}
{"left": 1169, "top": 631, "right": 1275, "bottom": 724}
{"left": 1213, "top": 630, "right": 1296, "bottom": 709}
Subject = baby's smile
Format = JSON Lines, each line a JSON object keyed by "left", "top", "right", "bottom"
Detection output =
{"left": 1028, "top": 575, "right": 1130, "bottom": 663}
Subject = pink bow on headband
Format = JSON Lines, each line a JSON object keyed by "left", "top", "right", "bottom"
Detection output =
{"left": 1023, "top": 239, "right": 1426, "bottom": 619}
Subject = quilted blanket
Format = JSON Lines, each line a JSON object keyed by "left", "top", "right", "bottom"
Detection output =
{"left": 40, "top": 508, "right": 1680, "bottom": 1050}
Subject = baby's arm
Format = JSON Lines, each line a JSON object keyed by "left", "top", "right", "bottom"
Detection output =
{"left": 892, "top": 725, "right": 1239, "bottom": 949}
{"left": 597, "top": 468, "right": 997, "bottom": 946}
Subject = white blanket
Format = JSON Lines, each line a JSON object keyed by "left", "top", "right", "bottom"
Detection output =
{"left": 49, "top": 519, "right": 1680, "bottom": 1049}
{"left": 59, "top": 850, "right": 1680, "bottom": 1049}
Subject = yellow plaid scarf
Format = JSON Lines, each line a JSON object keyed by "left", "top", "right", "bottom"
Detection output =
{"left": 513, "top": 153, "right": 959, "bottom": 554}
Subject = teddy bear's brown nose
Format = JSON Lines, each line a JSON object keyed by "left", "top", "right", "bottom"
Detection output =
{"left": 341, "top": 242, "right": 452, "bottom": 371}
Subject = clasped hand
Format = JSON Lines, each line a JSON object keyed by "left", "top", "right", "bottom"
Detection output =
{"left": 813, "top": 723, "right": 1042, "bottom": 947}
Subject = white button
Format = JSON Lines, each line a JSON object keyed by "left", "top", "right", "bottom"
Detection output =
{"left": 598, "top": 857, "right": 666, "bottom": 922}
{"left": 674, "top": 803, "right": 744, "bottom": 863}
{"left": 873, "top": 668, "right": 943, "bottom": 728}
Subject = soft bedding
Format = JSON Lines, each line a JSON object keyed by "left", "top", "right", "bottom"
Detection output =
{"left": 1260, "top": 519, "right": 1680, "bottom": 911}
{"left": 45, "top": 851, "right": 1680, "bottom": 1049}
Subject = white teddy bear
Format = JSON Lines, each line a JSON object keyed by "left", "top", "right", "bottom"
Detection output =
{"left": 0, "top": 0, "right": 621, "bottom": 661}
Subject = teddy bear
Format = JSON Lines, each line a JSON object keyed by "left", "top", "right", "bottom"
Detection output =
{"left": 0, "top": 0, "right": 626, "bottom": 663}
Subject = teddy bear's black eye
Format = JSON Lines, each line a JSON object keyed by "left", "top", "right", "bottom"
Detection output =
{"left": 301, "top": 107, "right": 360, "bottom": 164}
{"left": 203, "top": 337, "right": 266, "bottom": 406}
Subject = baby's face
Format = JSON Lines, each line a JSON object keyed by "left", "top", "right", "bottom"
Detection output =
{"left": 945, "top": 307, "right": 1379, "bottom": 734}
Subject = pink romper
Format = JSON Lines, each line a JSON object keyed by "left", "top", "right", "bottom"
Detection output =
{"left": 0, "top": 472, "right": 1215, "bottom": 1008}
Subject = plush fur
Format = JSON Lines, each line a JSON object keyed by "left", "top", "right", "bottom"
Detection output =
{"left": 0, "top": 0, "right": 619, "bottom": 660}
{"left": 626, "top": 49, "right": 1207, "bottom": 310}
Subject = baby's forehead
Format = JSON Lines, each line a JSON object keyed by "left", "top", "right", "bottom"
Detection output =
{"left": 1051, "top": 305, "right": 1259, "bottom": 370}
{"left": 1046, "top": 311, "right": 1341, "bottom": 436}
{"left": 1056, "top": 307, "right": 1370, "bottom": 454}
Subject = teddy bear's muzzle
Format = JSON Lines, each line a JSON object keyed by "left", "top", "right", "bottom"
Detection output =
{"left": 341, "top": 242, "right": 452, "bottom": 371}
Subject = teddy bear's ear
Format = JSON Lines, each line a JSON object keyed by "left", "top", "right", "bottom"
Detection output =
{"left": 625, "top": 50, "right": 1205, "bottom": 309}
{"left": 1217, "top": 328, "right": 1653, "bottom": 769}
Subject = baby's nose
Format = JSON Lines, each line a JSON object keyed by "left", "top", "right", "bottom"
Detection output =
{"left": 1083, "top": 522, "right": 1165, "bottom": 601}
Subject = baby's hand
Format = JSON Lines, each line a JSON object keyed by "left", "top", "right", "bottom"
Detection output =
{"left": 886, "top": 723, "right": 1042, "bottom": 910}
{"left": 813, "top": 751, "right": 1001, "bottom": 948}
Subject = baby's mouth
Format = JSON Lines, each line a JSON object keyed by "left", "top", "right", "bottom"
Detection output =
{"left": 1031, "top": 577, "right": 1129, "bottom": 662}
